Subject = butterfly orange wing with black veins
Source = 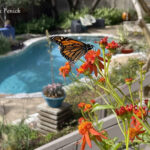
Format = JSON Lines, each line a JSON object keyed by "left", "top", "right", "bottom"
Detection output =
{"left": 50, "top": 36, "right": 93, "bottom": 63}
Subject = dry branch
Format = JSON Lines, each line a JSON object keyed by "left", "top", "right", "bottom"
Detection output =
{"left": 132, "top": 0, "right": 150, "bottom": 47}
{"left": 138, "top": 0, "right": 150, "bottom": 16}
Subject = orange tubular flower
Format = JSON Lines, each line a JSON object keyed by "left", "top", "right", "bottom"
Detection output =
{"left": 77, "top": 49, "right": 104, "bottom": 77}
{"left": 84, "top": 104, "right": 92, "bottom": 112}
{"left": 78, "top": 121, "right": 107, "bottom": 150}
{"left": 133, "top": 106, "right": 147, "bottom": 119}
{"left": 95, "top": 37, "right": 108, "bottom": 49}
{"left": 78, "top": 117, "right": 85, "bottom": 124}
{"left": 105, "top": 52, "right": 112, "bottom": 59}
{"left": 78, "top": 102, "right": 86, "bottom": 109}
{"left": 90, "top": 99, "right": 96, "bottom": 104}
{"left": 99, "top": 77, "right": 105, "bottom": 83}
{"left": 85, "top": 49, "right": 102, "bottom": 64}
{"left": 59, "top": 62, "right": 71, "bottom": 79}
{"left": 129, "top": 121, "right": 145, "bottom": 142}
{"left": 115, "top": 104, "right": 134, "bottom": 117}
{"left": 125, "top": 78, "right": 133, "bottom": 86}
{"left": 76, "top": 62, "right": 92, "bottom": 76}
{"left": 106, "top": 41, "right": 119, "bottom": 53}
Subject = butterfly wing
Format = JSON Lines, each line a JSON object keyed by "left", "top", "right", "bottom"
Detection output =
{"left": 50, "top": 36, "right": 88, "bottom": 63}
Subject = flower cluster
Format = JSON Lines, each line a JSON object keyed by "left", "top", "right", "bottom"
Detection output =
{"left": 78, "top": 120, "right": 107, "bottom": 150}
{"left": 77, "top": 49, "right": 104, "bottom": 77}
{"left": 58, "top": 37, "right": 150, "bottom": 150}
{"left": 115, "top": 104, "right": 148, "bottom": 118}
{"left": 106, "top": 41, "right": 119, "bottom": 53}
{"left": 129, "top": 119, "right": 145, "bottom": 142}
{"left": 115, "top": 104, "right": 133, "bottom": 117}
{"left": 98, "top": 37, "right": 108, "bottom": 48}
{"left": 59, "top": 62, "right": 71, "bottom": 79}
{"left": 78, "top": 101, "right": 95, "bottom": 112}
{"left": 78, "top": 100, "right": 107, "bottom": 150}
{"left": 115, "top": 103, "right": 148, "bottom": 142}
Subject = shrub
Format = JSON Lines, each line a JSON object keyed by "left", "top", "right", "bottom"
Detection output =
{"left": 1, "top": 122, "right": 40, "bottom": 150}
{"left": 0, "top": 35, "right": 11, "bottom": 55}
{"left": 16, "top": 15, "right": 55, "bottom": 34}
{"left": 93, "top": 8, "right": 123, "bottom": 25}
{"left": 57, "top": 7, "right": 89, "bottom": 29}
{"left": 110, "top": 58, "right": 140, "bottom": 85}
{"left": 144, "top": 14, "right": 150, "bottom": 23}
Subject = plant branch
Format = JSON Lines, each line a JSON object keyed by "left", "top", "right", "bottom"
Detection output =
{"left": 138, "top": 0, "right": 150, "bottom": 16}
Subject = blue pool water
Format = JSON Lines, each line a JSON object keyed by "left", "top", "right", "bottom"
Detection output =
{"left": 0, "top": 36, "right": 111, "bottom": 94}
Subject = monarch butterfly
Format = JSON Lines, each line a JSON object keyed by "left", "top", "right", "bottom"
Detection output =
{"left": 50, "top": 36, "right": 94, "bottom": 63}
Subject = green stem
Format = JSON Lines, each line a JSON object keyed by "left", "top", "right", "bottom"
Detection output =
{"left": 106, "top": 78, "right": 123, "bottom": 105}
{"left": 126, "top": 120, "right": 130, "bottom": 150}
{"left": 93, "top": 138, "right": 105, "bottom": 150}
{"left": 139, "top": 66, "right": 143, "bottom": 108}
{"left": 102, "top": 48, "right": 106, "bottom": 76}
{"left": 128, "top": 84, "right": 134, "bottom": 105}
{"left": 95, "top": 63, "right": 123, "bottom": 105}
{"left": 81, "top": 110, "right": 88, "bottom": 121}
{"left": 106, "top": 58, "right": 111, "bottom": 78}
{"left": 86, "top": 82, "right": 124, "bottom": 135}
{"left": 133, "top": 114, "right": 150, "bottom": 134}
{"left": 122, "top": 120, "right": 129, "bottom": 150}
{"left": 88, "top": 112, "right": 95, "bottom": 122}
{"left": 112, "top": 83, "right": 131, "bottom": 103}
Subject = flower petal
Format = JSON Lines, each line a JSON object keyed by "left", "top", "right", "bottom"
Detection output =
{"left": 96, "top": 49, "right": 100, "bottom": 56}
{"left": 81, "top": 136, "right": 86, "bottom": 150}
{"left": 85, "top": 131, "right": 92, "bottom": 148}
{"left": 93, "top": 66, "right": 98, "bottom": 77}
{"left": 90, "top": 128, "right": 107, "bottom": 139}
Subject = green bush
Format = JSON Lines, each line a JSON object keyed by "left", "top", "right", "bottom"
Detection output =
{"left": 0, "top": 35, "right": 11, "bottom": 55}
{"left": 144, "top": 14, "right": 150, "bottom": 23}
{"left": 16, "top": 15, "right": 55, "bottom": 34}
{"left": 93, "top": 8, "right": 123, "bottom": 25}
{"left": 110, "top": 58, "right": 140, "bottom": 85}
{"left": 0, "top": 121, "right": 53, "bottom": 150}
{"left": 58, "top": 8, "right": 123, "bottom": 29}
{"left": 57, "top": 7, "right": 89, "bottom": 29}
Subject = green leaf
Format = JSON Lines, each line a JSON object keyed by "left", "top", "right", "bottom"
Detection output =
{"left": 110, "top": 142, "right": 122, "bottom": 150}
{"left": 92, "top": 104, "right": 114, "bottom": 112}
{"left": 97, "top": 121, "right": 104, "bottom": 130}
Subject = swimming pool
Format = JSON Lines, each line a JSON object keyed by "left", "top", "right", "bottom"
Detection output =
{"left": 0, "top": 35, "right": 113, "bottom": 94}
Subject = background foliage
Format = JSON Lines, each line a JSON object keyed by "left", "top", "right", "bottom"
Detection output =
{"left": 16, "top": 15, "right": 55, "bottom": 34}
{"left": 0, "top": 35, "right": 11, "bottom": 54}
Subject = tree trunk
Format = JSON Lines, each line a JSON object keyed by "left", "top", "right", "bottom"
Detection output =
{"left": 67, "top": 0, "right": 73, "bottom": 11}
{"left": 90, "top": 0, "right": 101, "bottom": 12}
{"left": 73, "top": 0, "right": 79, "bottom": 11}
{"left": 131, "top": 0, "right": 150, "bottom": 48}
{"left": 50, "top": 0, "right": 58, "bottom": 19}
{"left": 67, "top": 0, "right": 79, "bottom": 12}
{"left": 138, "top": 0, "right": 150, "bottom": 17}
{"left": 132, "top": 0, "right": 150, "bottom": 97}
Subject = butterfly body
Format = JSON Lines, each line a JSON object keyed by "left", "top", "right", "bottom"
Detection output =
{"left": 50, "top": 36, "right": 93, "bottom": 63}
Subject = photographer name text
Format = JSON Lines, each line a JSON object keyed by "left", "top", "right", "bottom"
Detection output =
{"left": 0, "top": 8, "right": 21, "bottom": 14}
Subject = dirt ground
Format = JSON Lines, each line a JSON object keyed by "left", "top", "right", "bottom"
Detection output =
{"left": 0, "top": 25, "right": 146, "bottom": 123}
{"left": 0, "top": 97, "right": 43, "bottom": 123}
